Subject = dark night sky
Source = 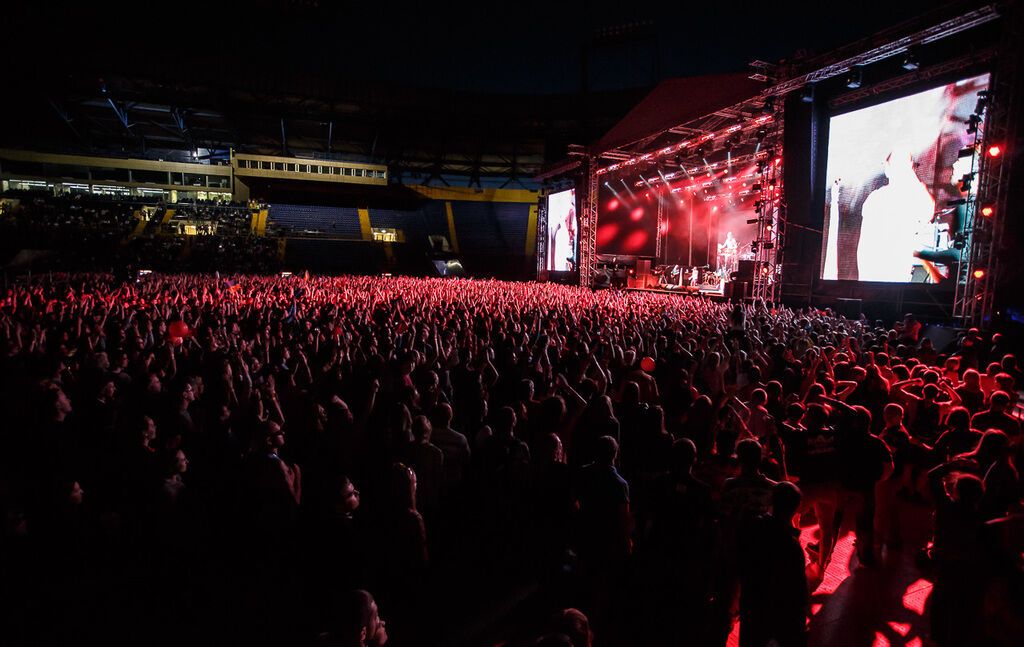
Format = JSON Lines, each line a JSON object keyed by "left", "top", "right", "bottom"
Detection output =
{"left": 8, "top": 0, "right": 953, "bottom": 95}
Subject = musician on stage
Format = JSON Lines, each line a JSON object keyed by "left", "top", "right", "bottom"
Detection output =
{"left": 718, "top": 231, "right": 739, "bottom": 274}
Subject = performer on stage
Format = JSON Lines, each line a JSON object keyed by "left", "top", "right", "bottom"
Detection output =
{"left": 718, "top": 231, "right": 739, "bottom": 274}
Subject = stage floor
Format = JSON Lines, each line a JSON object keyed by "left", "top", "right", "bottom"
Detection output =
{"left": 624, "top": 284, "right": 728, "bottom": 301}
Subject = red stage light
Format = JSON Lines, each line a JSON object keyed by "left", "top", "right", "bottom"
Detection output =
{"left": 988, "top": 145, "right": 1002, "bottom": 157}
{"left": 624, "top": 229, "right": 649, "bottom": 251}
{"left": 607, "top": 198, "right": 620, "bottom": 211}
{"left": 596, "top": 223, "right": 620, "bottom": 246}
{"left": 973, "top": 269, "right": 986, "bottom": 279}
{"left": 981, "top": 205, "right": 994, "bottom": 217}
{"left": 630, "top": 207, "right": 645, "bottom": 221}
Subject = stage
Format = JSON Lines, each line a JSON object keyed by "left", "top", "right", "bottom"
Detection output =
{"left": 623, "top": 283, "right": 729, "bottom": 302}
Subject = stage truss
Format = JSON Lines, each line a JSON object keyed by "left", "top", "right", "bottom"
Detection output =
{"left": 751, "top": 103, "right": 785, "bottom": 303}
{"left": 953, "top": 1, "right": 1020, "bottom": 328}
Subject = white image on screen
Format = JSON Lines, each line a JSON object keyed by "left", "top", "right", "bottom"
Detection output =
{"left": 858, "top": 147, "right": 935, "bottom": 282}
{"left": 822, "top": 85, "right": 947, "bottom": 281}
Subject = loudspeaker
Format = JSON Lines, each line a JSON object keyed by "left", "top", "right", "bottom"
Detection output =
{"left": 726, "top": 281, "right": 750, "bottom": 301}
{"left": 921, "top": 325, "right": 959, "bottom": 353}
{"left": 734, "top": 260, "right": 756, "bottom": 282}
{"left": 634, "top": 259, "right": 652, "bottom": 288}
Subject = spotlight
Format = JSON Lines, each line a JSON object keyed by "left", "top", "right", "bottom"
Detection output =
{"left": 901, "top": 51, "right": 920, "bottom": 71}
{"left": 756, "top": 128, "right": 767, "bottom": 142}
{"left": 800, "top": 84, "right": 815, "bottom": 103}
{"left": 750, "top": 242, "right": 759, "bottom": 254}
{"left": 959, "top": 173, "right": 973, "bottom": 192}
{"left": 751, "top": 183, "right": 762, "bottom": 192}
{"left": 747, "top": 218, "right": 760, "bottom": 224}
{"left": 762, "top": 96, "right": 774, "bottom": 114}
{"left": 973, "top": 269, "right": 986, "bottom": 279}
{"left": 974, "top": 90, "right": 990, "bottom": 115}
{"left": 696, "top": 146, "right": 706, "bottom": 159}
{"left": 765, "top": 223, "right": 773, "bottom": 232}
{"left": 981, "top": 205, "right": 995, "bottom": 217}
{"left": 953, "top": 233, "right": 967, "bottom": 250}
{"left": 761, "top": 266, "right": 770, "bottom": 275}
{"left": 723, "top": 139, "right": 734, "bottom": 152}
{"left": 844, "top": 66, "right": 863, "bottom": 89}
{"left": 988, "top": 144, "right": 1002, "bottom": 157}
{"left": 966, "top": 114, "right": 982, "bottom": 135}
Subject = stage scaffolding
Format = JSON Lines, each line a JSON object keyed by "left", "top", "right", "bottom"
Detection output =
{"left": 751, "top": 103, "right": 785, "bottom": 303}
{"left": 953, "top": 1, "right": 1020, "bottom": 328}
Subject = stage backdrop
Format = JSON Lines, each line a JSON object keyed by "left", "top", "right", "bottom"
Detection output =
{"left": 821, "top": 73, "right": 989, "bottom": 283}
{"left": 597, "top": 181, "right": 657, "bottom": 257}
{"left": 664, "top": 164, "right": 760, "bottom": 270}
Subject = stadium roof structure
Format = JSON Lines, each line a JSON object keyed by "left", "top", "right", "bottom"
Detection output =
{"left": 590, "top": 73, "right": 767, "bottom": 156}
{"left": 2, "top": 70, "right": 646, "bottom": 187}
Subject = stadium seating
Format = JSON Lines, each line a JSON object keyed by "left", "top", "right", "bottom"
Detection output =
{"left": 267, "top": 203, "right": 362, "bottom": 238}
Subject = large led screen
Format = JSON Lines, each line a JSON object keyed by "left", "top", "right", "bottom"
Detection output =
{"left": 545, "top": 188, "right": 578, "bottom": 272}
{"left": 820, "top": 74, "right": 989, "bottom": 283}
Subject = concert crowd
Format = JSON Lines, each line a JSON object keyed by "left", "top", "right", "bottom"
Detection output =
{"left": 0, "top": 272, "right": 1021, "bottom": 646}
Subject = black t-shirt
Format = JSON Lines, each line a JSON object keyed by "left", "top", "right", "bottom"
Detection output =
{"left": 838, "top": 432, "right": 892, "bottom": 491}
{"left": 784, "top": 426, "right": 839, "bottom": 485}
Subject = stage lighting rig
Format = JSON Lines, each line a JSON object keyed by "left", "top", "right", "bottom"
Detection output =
{"left": 974, "top": 90, "right": 990, "bottom": 115}
{"left": 959, "top": 173, "right": 974, "bottom": 192}
{"left": 901, "top": 51, "right": 920, "bottom": 71}
{"left": 844, "top": 66, "right": 863, "bottom": 89}
{"left": 800, "top": 84, "right": 815, "bottom": 103}
{"left": 966, "top": 113, "right": 982, "bottom": 135}
{"left": 756, "top": 128, "right": 767, "bottom": 142}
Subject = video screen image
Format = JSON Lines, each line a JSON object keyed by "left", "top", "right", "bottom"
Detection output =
{"left": 820, "top": 73, "right": 989, "bottom": 283}
{"left": 545, "top": 188, "right": 578, "bottom": 272}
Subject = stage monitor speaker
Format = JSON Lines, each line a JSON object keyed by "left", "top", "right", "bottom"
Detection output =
{"left": 834, "top": 297, "right": 862, "bottom": 319}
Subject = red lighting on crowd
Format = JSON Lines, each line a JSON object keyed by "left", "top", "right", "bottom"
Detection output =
{"left": 607, "top": 198, "right": 620, "bottom": 211}
{"left": 973, "top": 269, "right": 986, "bottom": 279}
{"left": 981, "top": 205, "right": 994, "bottom": 217}
{"left": 987, "top": 144, "right": 1002, "bottom": 157}
{"left": 630, "top": 207, "right": 645, "bottom": 221}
